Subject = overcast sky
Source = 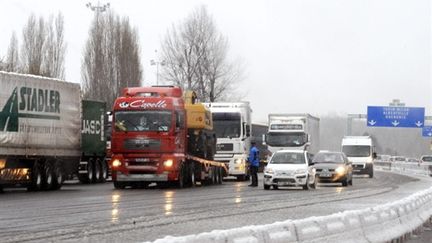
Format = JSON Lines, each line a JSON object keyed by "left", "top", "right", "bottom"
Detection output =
{"left": 1, "top": 0, "right": 430, "bottom": 123}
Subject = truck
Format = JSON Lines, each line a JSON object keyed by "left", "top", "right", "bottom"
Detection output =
{"left": 264, "top": 114, "right": 320, "bottom": 155}
{"left": 0, "top": 71, "right": 108, "bottom": 191}
{"left": 109, "top": 86, "right": 226, "bottom": 189}
{"left": 204, "top": 102, "right": 252, "bottom": 181}
{"left": 341, "top": 136, "right": 376, "bottom": 178}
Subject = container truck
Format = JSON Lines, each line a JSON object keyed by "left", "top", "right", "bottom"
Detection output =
{"left": 0, "top": 71, "right": 108, "bottom": 191}
{"left": 204, "top": 102, "right": 252, "bottom": 181}
{"left": 109, "top": 86, "right": 226, "bottom": 189}
{"left": 264, "top": 113, "right": 320, "bottom": 155}
{"left": 341, "top": 136, "right": 376, "bottom": 178}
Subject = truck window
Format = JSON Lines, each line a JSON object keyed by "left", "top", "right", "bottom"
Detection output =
{"left": 342, "top": 145, "right": 371, "bottom": 157}
{"left": 212, "top": 112, "right": 241, "bottom": 138}
{"left": 114, "top": 111, "right": 172, "bottom": 132}
{"left": 266, "top": 132, "right": 307, "bottom": 147}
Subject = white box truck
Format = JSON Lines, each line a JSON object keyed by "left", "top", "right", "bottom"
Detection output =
{"left": 341, "top": 136, "right": 376, "bottom": 178}
{"left": 204, "top": 102, "right": 252, "bottom": 181}
{"left": 265, "top": 114, "right": 320, "bottom": 155}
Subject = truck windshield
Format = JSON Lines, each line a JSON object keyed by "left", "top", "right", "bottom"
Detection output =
{"left": 342, "top": 145, "right": 371, "bottom": 157}
{"left": 114, "top": 111, "right": 172, "bottom": 132}
{"left": 266, "top": 132, "right": 306, "bottom": 147}
{"left": 212, "top": 112, "right": 241, "bottom": 138}
{"left": 270, "top": 152, "right": 305, "bottom": 164}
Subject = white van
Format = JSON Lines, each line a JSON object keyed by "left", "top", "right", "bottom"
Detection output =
{"left": 341, "top": 136, "right": 376, "bottom": 178}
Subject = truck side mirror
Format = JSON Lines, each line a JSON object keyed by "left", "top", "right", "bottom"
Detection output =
{"left": 246, "top": 124, "right": 251, "bottom": 137}
{"left": 262, "top": 134, "right": 266, "bottom": 145}
{"left": 373, "top": 152, "right": 377, "bottom": 159}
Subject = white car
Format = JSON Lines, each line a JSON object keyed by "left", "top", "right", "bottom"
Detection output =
{"left": 263, "top": 150, "right": 317, "bottom": 190}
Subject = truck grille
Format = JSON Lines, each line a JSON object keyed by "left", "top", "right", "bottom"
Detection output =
{"left": 216, "top": 143, "right": 233, "bottom": 151}
{"left": 123, "top": 138, "right": 161, "bottom": 151}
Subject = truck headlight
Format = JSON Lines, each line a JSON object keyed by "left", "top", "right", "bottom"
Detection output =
{"left": 335, "top": 166, "right": 346, "bottom": 175}
{"left": 164, "top": 159, "right": 174, "bottom": 168}
{"left": 112, "top": 159, "right": 122, "bottom": 168}
{"left": 235, "top": 158, "right": 245, "bottom": 164}
{"left": 0, "top": 159, "right": 6, "bottom": 169}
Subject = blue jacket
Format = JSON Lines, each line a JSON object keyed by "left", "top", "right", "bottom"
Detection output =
{"left": 248, "top": 146, "right": 260, "bottom": 167}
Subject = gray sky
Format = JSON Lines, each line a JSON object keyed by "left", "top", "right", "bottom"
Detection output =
{"left": 1, "top": 0, "right": 430, "bottom": 123}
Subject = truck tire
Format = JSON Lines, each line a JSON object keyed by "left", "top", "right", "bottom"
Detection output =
{"left": 27, "top": 162, "right": 43, "bottom": 191}
{"left": 78, "top": 159, "right": 94, "bottom": 183}
{"left": 93, "top": 159, "right": 102, "bottom": 183}
{"left": 43, "top": 161, "right": 55, "bottom": 190}
{"left": 341, "top": 178, "right": 348, "bottom": 187}
{"left": 51, "top": 161, "right": 64, "bottom": 190}
{"left": 176, "top": 165, "right": 185, "bottom": 188}
{"left": 217, "top": 167, "right": 223, "bottom": 184}
{"left": 99, "top": 160, "right": 108, "bottom": 183}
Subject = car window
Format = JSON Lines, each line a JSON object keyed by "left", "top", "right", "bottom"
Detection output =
{"left": 312, "top": 153, "right": 344, "bottom": 163}
{"left": 422, "top": 156, "right": 432, "bottom": 162}
{"left": 270, "top": 152, "right": 305, "bottom": 164}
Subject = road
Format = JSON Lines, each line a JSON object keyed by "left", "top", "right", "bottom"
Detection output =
{"left": 0, "top": 171, "right": 430, "bottom": 243}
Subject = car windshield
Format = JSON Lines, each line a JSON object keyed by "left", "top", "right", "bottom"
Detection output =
{"left": 114, "top": 110, "right": 172, "bottom": 132}
{"left": 313, "top": 153, "right": 344, "bottom": 163}
{"left": 266, "top": 132, "right": 306, "bottom": 147}
{"left": 422, "top": 156, "right": 432, "bottom": 162}
{"left": 342, "top": 145, "right": 371, "bottom": 157}
{"left": 212, "top": 112, "right": 241, "bottom": 138}
{"left": 270, "top": 152, "right": 305, "bottom": 164}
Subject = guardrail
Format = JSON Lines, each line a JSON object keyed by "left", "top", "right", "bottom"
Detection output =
{"left": 375, "top": 161, "right": 432, "bottom": 177}
{"left": 148, "top": 165, "right": 432, "bottom": 243}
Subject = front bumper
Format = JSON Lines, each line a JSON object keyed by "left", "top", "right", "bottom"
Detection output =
{"left": 115, "top": 171, "right": 168, "bottom": 182}
{"left": 316, "top": 172, "right": 348, "bottom": 183}
{"left": 263, "top": 173, "right": 308, "bottom": 187}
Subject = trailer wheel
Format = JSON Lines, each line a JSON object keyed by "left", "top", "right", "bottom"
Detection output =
{"left": 217, "top": 167, "right": 223, "bottom": 184}
{"left": 93, "top": 159, "right": 102, "bottom": 183}
{"left": 99, "top": 160, "right": 108, "bottom": 183}
{"left": 27, "top": 161, "right": 43, "bottom": 191}
{"left": 78, "top": 159, "right": 94, "bottom": 183}
{"left": 43, "top": 161, "right": 55, "bottom": 190}
{"left": 51, "top": 161, "right": 64, "bottom": 190}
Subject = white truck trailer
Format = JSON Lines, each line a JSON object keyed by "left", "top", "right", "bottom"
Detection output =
{"left": 265, "top": 114, "right": 320, "bottom": 155}
{"left": 0, "top": 71, "right": 108, "bottom": 191}
{"left": 204, "top": 102, "right": 252, "bottom": 181}
{"left": 341, "top": 136, "right": 376, "bottom": 178}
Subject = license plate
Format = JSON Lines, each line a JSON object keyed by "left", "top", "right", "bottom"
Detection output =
{"left": 278, "top": 182, "right": 289, "bottom": 186}
{"left": 320, "top": 173, "right": 332, "bottom": 177}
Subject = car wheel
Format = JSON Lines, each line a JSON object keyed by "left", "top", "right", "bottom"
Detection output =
{"left": 368, "top": 170, "right": 374, "bottom": 178}
{"left": 273, "top": 185, "right": 279, "bottom": 190}
{"left": 264, "top": 185, "right": 270, "bottom": 190}
{"left": 310, "top": 176, "right": 317, "bottom": 189}
{"left": 114, "top": 181, "right": 126, "bottom": 189}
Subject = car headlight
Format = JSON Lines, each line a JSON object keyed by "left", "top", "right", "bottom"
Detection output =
{"left": 164, "top": 159, "right": 174, "bottom": 168}
{"left": 335, "top": 166, "right": 346, "bottom": 175}
{"left": 295, "top": 169, "right": 307, "bottom": 174}
{"left": 264, "top": 168, "right": 274, "bottom": 174}
{"left": 112, "top": 159, "right": 122, "bottom": 167}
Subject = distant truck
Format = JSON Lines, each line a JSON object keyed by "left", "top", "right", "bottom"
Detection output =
{"left": 110, "top": 86, "right": 226, "bottom": 188}
{"left": 264, "top": 114, "right": 320, "bottom": 155}
{"left": 0, "top": 71, "right": 108, "bottom": 191}
{"left": 204, "top": 102, "right": 252, "bottom": 181}
{"left": 341, "top": 136, "right": 376, "bottom": 178}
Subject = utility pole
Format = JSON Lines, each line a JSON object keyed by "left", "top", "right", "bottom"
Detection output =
{"left": 150, "top": 50, "right": 166, "bottom": 85}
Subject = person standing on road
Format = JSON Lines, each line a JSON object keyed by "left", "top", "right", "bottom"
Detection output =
{"left": 248, "top": 141, "right": 260, "bottom": 187}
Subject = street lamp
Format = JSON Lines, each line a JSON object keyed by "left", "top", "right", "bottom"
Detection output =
{"left": 150, "top": 50, "right": 166, "bottom": 85}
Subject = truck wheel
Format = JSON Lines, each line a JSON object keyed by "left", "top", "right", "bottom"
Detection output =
{"left": 27, "top": 162, "right": 43, "bottom": 191}
{"left": 93, "top": 159, "right": 102, "bottom": 183}
{"left": 217, "top": 167, "right": 223, "bottom": 184}
{"left": 78, "top": 159, "right": 94, "bottom": 183}
{"left": 236, "top": 175, "right": 246, "bottom": 181}
{"left": 43, "top": 161, "right": 55, "bottom": 190}
{"left": 176, "top": 165, "right": 185, "bottom": 188}
{"left": 114, "top": 181, "right": 126, "bottom": 189}
{"left": 51, "top": 162, "right": 63, "bottom": 190}
{"left": 99, "top": 160, "right": 108, "bottom": 183}
{"left": 342, "top": 178, "right": 348, "bottom": 187}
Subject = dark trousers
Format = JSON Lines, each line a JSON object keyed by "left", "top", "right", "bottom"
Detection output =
{"left": 250, "top": 166, "right": 258, "bottom": 186}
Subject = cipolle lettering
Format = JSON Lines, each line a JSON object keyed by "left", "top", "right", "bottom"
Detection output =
{"left": 129, "top": 99, "right": 167, "bottom": 109}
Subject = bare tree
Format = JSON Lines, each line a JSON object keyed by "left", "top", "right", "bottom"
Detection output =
{"left": 43, "top": 13, "right": 66, "bottom": 79}
{"left": 160, "top": 5, "right": 244, "bottom": 101}
{"left": 21, "top": 14, "right": 46, "bottom": 76}
{"left": 5, "top": 32, "right": 19, "bottom": 72}
{"left": 81, "top": 10, "right": 142, "bottom": 107}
